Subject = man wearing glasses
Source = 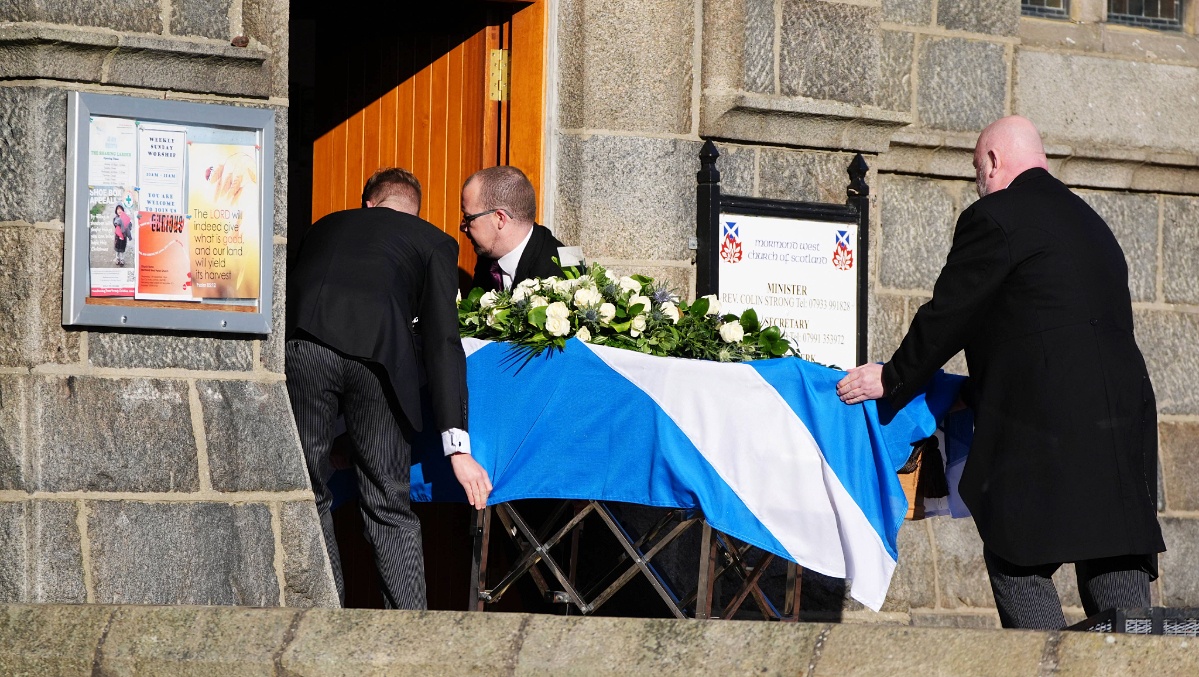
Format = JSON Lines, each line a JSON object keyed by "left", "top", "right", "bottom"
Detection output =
{"left": 460, "top": 166, "right": 565, "bottom": 292}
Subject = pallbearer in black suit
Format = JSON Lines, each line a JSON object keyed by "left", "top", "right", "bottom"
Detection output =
{"left": 460, "top": 166, "right": 565, "bottom": 292}
{"left": 287, "top": 167, "right": 491, "bottom": 609}
{"left": 836, "top": 117, "right": 1165, "bottom": 629}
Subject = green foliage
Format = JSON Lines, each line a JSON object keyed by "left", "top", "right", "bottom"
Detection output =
{"left": 739, "top": 308, "right": 760, "bottom": 333}
{"left": 458, "top": 264, "right": 802, "bottom": 363}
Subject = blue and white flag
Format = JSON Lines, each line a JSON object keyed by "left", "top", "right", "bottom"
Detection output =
{"left": 411, "top": 338, "right": 964, "bottom": 611}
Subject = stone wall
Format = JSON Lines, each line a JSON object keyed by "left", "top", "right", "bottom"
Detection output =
{"left": 0, "top": 1, "right": 336, "bottom": 607}
{"left": 550, "top": 0, "right": 1199, "bottom": 625}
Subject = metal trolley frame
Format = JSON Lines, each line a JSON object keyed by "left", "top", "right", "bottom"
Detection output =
{"left": 468, "top": 500, "right": 801, "bottom": 621}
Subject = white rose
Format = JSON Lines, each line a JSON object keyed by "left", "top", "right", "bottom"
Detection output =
{"left": 630, "top": 314, "right": 647, "bottom": 337}
{"left": 575, "top": 326, "right": 591, "bottom": 343}
{"left": 575, "top": 274, "right": 593, "bottom": 287}
{"left": 486, "top": 309, "right": 499, "bottom": 327}
{"left": 516, "top": 277, "right": 540, "bottom": 292}
{"left": 480, "top": 290, "right": 499, "bottom": 309}
{"left": 660, "top": 301, "right": 680, "bottom": 324}
{"left": 599, "top": 303, "right": 616, "bottom": 324}
{"left": 573, "top": 287, "right": 603, "bottom": 308}
{"left": 511, "top": 285, "right": 529, "bottom": 303}
{"left": 551, "top": 278, "right": 574, "bottom": 296}
{"left": 546, "top": 316, "right": 571, "bottom": 337}
{"left": 701, "top": 294, "right": 721, "bottom": 316}
{"left": 529, "top": 295, "right": 549, "bottom": 308}
{"left": 628, "top": 295, "right": 652, "bottom": 314}
{"left": 546, "top": 301, "right": 570, "bottom": 321}
{"left": 618, "top": 276, "right": 642, "bottom": 295}
{"left": 719, "top": 321, "right": 744, "bottom": 343}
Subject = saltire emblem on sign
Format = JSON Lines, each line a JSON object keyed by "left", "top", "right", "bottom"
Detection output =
{"left": 833, "top": 229, "right": 854, "bottom": 271}
{"left": 720, "top": 221, "right": 743, "bottom": 263}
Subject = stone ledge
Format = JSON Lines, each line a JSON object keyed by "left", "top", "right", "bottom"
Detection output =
{"left": 1020, "top": 16, "right": 1199, "bottom": 68}
{"left": 5, "top": 604, "right": 1199, "bottom": 676}
{"left": 701, "top": 90, "right": 912, "bottom": 153}
{"left": 0, "top": 25, "right": 271, "bottom": 97}
{"left": 878, "top": 129, "right": 1199, "bottom": 194}
{"left": 890, "top": 127, "right": 1199, "bottom": 167}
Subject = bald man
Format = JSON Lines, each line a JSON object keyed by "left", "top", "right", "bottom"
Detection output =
{"left": 837, "top": 116, "right": 1164, "bottom": 629}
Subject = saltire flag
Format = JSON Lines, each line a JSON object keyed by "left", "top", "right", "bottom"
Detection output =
{"left": 411, "top": 338, "right": 965, "bottom": 611}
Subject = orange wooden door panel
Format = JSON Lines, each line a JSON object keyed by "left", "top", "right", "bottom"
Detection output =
{"left": 508, "top": 0, "right": 548, "bottom": 220}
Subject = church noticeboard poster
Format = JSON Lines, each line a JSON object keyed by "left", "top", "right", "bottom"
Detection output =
{"left": 717, "top": 214, "right": 860, "bottom": 369}
{"left": 63, "top": 92, "right": 275, "bottom": 333}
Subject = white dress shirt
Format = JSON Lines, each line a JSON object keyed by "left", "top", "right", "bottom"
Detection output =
{"left": 494, "top": 226, "right": 535, "bottom": 291}
{"left": 441, "top": 428, "right": 471, "bottom": 456}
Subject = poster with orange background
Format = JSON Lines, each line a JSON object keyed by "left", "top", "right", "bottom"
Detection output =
{"left": 135, "top": 211, "right": 194, "bottom": 300}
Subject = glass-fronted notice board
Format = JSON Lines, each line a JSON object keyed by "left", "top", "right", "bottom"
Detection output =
{"left": 62, "top": 92, "right": 275, "bottom": 333}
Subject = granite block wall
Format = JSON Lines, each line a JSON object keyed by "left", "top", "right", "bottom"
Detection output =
{"left": 3, "top": 0, "right": 1196, "bottom": 623}
{"left": 0, "top": 0, "right": 336, "bottom": 607}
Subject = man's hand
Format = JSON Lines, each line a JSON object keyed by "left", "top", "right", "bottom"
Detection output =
{"left": 836, "top": 363, "right": 885, "bottom": 405}
{"left": 450, "top": 453, "right": 492, "bottom": 510}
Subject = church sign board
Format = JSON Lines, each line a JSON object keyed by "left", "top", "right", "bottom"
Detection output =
{"left": 696, "top": 143, "right": 869, "bottom": 369}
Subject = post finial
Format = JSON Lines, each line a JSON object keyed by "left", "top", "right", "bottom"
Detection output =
{"left": 847, "top": 153, "right": 869, "bottom": 198}
{"left": 698, "top": 140, "right": 721, "bottom": 185}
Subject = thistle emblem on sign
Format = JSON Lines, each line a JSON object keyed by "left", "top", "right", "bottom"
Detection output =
{"left": 832, "top": 230, "right": 854, "bottom": 271}
{"left": 720, "top": 221, "right": 743, "bottom": 264}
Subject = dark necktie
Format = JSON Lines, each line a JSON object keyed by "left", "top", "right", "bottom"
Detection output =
{"left": 489, "top": 261, "right": 504, "bottom": 291}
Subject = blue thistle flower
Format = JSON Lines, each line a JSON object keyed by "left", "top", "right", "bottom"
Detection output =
{"left": 651, "top": 286, "right": 676, "bottom": 305}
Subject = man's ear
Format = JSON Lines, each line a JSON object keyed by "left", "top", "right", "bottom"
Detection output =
{"left": 988, "top": 149, "right": 1001, "bottom": 176}
{"left": 365, "top": 200, "right": 376, "bottom": 208}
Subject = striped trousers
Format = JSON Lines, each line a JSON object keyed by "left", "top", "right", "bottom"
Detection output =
{"left": 286, "top": 337, "right": 426, "bottom": 610}
{"left": 985, "top": 547, "right": 1154, "bottom": 629}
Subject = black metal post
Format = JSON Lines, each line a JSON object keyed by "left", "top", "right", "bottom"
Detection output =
{"left": 847, "top": 153, "right": 870, "bottom": 367}
{"left": 696, "top": 140, "right": 722, "bottom": 297}
{"left": 469, "top": 507, "right": 491, "bottom": 611}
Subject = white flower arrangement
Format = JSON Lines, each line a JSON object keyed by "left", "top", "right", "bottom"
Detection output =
{"left": 458, "top": 263, "right": 795, "bottom": 362}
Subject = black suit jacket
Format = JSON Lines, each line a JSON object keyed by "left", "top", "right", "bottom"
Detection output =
{"left": 471, "top": 224, "right": 566, "bottom": 292}
{"left": 883, "top": 168, "right": 1164, "bottom": 566}
{"left": 288, "top": 208, "right": 467, "bottom": 434}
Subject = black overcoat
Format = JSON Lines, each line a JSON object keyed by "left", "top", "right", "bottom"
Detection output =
{"left": 882, "top": 168, "right": 1165, "bottom": 566}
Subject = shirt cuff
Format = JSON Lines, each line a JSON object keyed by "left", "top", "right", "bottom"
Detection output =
{"left": 441, "top": 428, "right": 471, "bottom": 456}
